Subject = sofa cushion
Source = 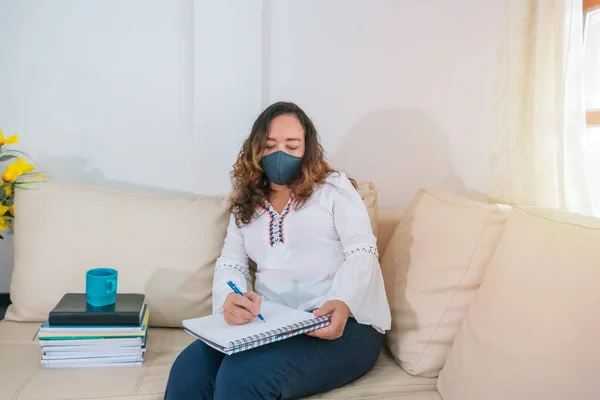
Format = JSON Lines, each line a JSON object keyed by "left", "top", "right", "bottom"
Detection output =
{"left": 5, "top": 180, "right": 230, "bottom": 327}
{"left": 356, "top": 180, "right": 379, "bottom": 237}
{"left": 376, "top": 210, "right": 403, "bottom": 258}
{"left": 437, "top": 206, "right": 600, "bottom": 400}
{"left": 6, "top": 179, "right": 380, "bottom": 328}
{"left": 0, "top": 319, "right": 437, "bottom": 399}
{"left": 381, "top": 189, "right": 508, "bottom": 377}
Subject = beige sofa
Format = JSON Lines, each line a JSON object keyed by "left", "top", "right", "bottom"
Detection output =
{"left": 1, "top": 180, "right": 599, "bottom": 400}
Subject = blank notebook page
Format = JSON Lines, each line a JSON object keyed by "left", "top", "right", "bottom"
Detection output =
{"left": 183, "top": 301, "right": 319, "bottom": 347}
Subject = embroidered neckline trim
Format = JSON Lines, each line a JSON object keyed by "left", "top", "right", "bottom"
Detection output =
{"left": 261, "top": 198, "right": 294, "bottom": 247}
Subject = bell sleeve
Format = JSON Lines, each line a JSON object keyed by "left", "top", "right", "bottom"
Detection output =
{"left": 212, "top": 213, "right": 250, "bottom": 314}
{"left": 325, "top": 175, "right": 392, "bottom": 333}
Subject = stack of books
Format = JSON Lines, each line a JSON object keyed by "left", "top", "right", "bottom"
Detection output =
{"left": 37, "top": 293, "right": 149, "bottom": 369}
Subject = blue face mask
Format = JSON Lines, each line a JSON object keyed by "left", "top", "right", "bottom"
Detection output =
{"left": 260, "top": 150, "right": 303, "bottom": 185}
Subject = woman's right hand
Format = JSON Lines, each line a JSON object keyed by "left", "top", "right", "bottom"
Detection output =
{"left": 223, "top": 291, "right": 262, "bottom": 325}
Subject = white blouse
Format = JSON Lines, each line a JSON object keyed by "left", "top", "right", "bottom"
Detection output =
{"left": 212, "top": 172, "right": 391, "bottom": 333}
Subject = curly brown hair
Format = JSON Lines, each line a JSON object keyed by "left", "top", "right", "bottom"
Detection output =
{"left": 229, "top": 102, "right": 339, "bottom": 227}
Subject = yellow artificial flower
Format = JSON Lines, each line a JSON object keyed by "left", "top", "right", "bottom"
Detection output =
{"left": 1, "top": 216, "right": 11, "bottom": 231}
{"left": 2, "top": 165, "right": 19, "bottom": 183}
{"left": 0, "top": 208, "right": 12, "bottom": 232}
{"left": 2, "top": 158, "right": 34, "bottom": 183}
{"left": 0, "top": 129, "right": 19, "bottom": 146}
{"left": 3, "top": 185, "right": 13, "bottom": 196}
{"left": 16, "top": 157, "right": 34, "bottom": 174}
{"left": 8, "top": 205, "right": 14, "bottom": 216}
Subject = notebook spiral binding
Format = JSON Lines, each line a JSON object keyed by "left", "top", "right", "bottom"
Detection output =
{"left": 226, "top": 315, "right": 331, "bottom": 354}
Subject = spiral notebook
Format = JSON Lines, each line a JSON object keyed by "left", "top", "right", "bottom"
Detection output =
{"left": 182, "top": 301, "right": 331, "bottom": 355}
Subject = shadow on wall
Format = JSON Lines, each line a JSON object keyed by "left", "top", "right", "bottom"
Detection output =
{"left": 33, "top": 152, "right": 197, "bottom": 197}
{"left": 332, "top": 109, "right": 485, "bottom": 210}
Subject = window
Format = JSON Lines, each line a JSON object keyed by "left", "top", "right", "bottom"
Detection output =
{"left": 583, "top": 1, "right": 600, "bottom": 211}
{"left": 584, "top": 2, "right": 600, "bottom": 118}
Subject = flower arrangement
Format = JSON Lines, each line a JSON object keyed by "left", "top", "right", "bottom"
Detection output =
{"left": 0, "top": 130, "right": 45, "bottom": 239}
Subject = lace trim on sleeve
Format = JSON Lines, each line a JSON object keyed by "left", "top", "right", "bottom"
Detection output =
{"left": 344, "top": 245, "right": 379, "bottom": 259}
{"left": 214, "top": 260, "right": 250, "bottom": 279}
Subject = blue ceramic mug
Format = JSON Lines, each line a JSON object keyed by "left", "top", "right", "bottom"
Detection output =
{"left": 86, "top": 268, "right": 118, "bottom": 307}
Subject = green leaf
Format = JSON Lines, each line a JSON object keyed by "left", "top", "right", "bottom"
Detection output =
{"left": 1, "top": 149, "right": 31, "bottom": 158}
{"left": 0, "top": 154, "right": 17, "bottom": 162}
{"left": 13, "top": 181, "right": 41, "bottom": 188}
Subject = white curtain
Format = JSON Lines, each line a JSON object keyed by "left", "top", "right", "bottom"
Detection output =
{"left": 490, "top": 0, "right": 592, "bottom": 214}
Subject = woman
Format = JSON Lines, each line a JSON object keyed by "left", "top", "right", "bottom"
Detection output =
{"left": 165, "top": 102, "right": 391, "bottom": 400}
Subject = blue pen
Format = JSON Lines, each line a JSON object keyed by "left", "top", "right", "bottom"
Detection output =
{"left": 227, "top": 280, "right": 266, "bottom": 322}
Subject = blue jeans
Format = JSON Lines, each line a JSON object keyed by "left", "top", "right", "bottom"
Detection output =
{"left": 164, "top": 318, "right": 383, "bottom": 400}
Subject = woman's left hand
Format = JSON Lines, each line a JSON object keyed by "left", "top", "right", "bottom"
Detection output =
{"left": 305, "top": 300, "right": 350, "bottom": 340}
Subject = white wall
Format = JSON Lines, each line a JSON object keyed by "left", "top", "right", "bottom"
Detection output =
{"left": 0, "top": 0, "right": 503, "bottom": 292}
{"left": 0, "top": 0, "right": 196, "bottom": 191}
{"left": 193, "top": 1, "right": 264, "bottom": 195}
{"left": 268, "top": 1, "right": 501, "bottom": 208}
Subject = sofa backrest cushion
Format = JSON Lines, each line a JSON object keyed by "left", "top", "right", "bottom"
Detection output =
{"left": 6, "top": 178, "right": 381, "bottom": 327}
{"left": 5, "top": 180, "right": 230, "bottom": 327}
{"left": 381, "top": 188, "right": 509, "bottom": 377}
{"left": 438, "top": 206, "right": 600, "bottom": 400}
{"left": 357, "top": 180, "right": 379, "bottom": 238}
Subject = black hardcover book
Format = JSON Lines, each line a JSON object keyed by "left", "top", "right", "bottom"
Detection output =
{"left": 48, "top": 293, "right": 146, "bottom": 326}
